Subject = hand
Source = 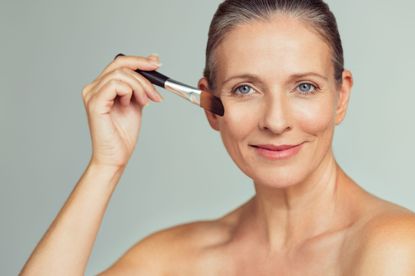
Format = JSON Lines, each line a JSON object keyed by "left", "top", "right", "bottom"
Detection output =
{"left": 81, "top": 54, "right": 163, "bottom": 168}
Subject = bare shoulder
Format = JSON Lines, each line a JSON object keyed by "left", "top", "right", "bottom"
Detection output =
{"left": 348, "top": 201, "right": 415, "bottom": 275}
{"left": 97, "top": 218, "right": 233, "bottom": 275}
{"left": 97, "top": 199, "right": 248, "bottom": 275}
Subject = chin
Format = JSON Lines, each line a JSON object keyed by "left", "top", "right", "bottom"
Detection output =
{"left": 249, "top": 166, "right": 311, "bottom": 189}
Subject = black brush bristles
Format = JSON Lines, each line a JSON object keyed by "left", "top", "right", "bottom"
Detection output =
{"left": 200, "top": 92, "right": 224, "bottom": 116}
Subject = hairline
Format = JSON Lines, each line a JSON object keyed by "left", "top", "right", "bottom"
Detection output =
{"left": 206, "top": 12, "right": 343, "bottom": 92}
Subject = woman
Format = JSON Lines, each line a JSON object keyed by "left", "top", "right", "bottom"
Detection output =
{"left": 21, "top": 0, "right": 415, "bottom": 275}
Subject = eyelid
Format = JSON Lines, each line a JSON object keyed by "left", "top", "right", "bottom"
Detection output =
{"left": 295, "top": 80, "right": 319, "bottom": 87}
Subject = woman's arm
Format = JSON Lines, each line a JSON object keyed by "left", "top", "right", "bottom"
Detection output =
{"left": 20, "top": 54, "right": 163, "bottom": 275}
{"left": 20, "top": 163, "right": 124, "bottom": 275}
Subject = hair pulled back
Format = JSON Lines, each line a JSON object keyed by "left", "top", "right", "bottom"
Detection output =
{"left": 204, "top": 0, "right": 344, "bottom": 90}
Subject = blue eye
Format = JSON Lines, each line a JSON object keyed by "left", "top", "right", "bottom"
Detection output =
{"left": 297, "top": 83, "right": 317, "bottom": 94}
{"left": 233, "top": 85, "right": 254, "bottom": 95}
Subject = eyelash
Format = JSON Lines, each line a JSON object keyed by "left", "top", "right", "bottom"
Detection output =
{"left": 231, "top": 82, "right": 320, "bottom": 97}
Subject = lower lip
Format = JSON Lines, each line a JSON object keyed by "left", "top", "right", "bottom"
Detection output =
{"left": 253, "top": 144, "right": 304, "bottom": 160}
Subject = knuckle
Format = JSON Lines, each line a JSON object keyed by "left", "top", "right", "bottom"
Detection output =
{"left": 108, "top": 79, "right": 121, "bottom": 87}
{"left": 86, "top": 98, "right": 95, "bottom": 111}
{"left": 82, "top": 83, "right": 91, "bottom": 96}
{"left": 113, "top": 68, "right": 126, "bottom": 78}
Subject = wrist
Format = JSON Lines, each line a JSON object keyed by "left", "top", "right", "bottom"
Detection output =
{"left": 88, "top": 160, "right": 127, "bottom": 173}
{"left": 85, "top": 161, "right": 127, "bottom": 186}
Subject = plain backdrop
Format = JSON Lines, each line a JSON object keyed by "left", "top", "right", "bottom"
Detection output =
{"left": 1, "top": 0, "right": 414, "bottom": 275}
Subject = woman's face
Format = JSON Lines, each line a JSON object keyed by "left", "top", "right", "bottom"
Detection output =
{"left": 201, "top": 16, "right": 352, "bottom": 188}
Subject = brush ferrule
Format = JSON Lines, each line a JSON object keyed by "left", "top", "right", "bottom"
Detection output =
{"left": 164, "top": 79, "right": 201, "bottom": 106}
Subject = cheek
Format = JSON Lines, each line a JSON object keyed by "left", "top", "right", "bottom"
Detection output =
{"left": 219, "top": 100, "right": 259, "bottom": 139}
{"left": 217, "top": 100, "right": 261, "bottom": 178}
{"left": 293, "top": 96, "right": 336, "bottom": 135}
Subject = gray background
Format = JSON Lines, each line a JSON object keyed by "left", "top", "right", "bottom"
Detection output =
{"left": 1, "top": 0, "right": 414, "bottom": 275}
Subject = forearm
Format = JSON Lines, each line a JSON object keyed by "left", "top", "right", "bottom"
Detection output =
{"left": 20, "top": 162, "right": 126, "bottom": 276}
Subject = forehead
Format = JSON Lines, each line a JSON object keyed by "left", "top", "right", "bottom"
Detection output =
{"left": 215, "top": 16, "right": 333, "bottom": 82}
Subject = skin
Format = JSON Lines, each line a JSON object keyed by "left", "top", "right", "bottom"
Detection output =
{"left": 21, "top": 14, "right": 415, "bottom": 276}
{"left": 100, "top": 16, "right": 415, "bottom": 275}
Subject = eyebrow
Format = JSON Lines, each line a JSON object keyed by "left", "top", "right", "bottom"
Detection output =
{"left": 221, "top": 72, "right": 328, "bottom": 85}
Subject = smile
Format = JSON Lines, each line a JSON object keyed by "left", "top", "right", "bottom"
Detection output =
{"left": 251, "top": 143, "right": 304, "bottom": 160}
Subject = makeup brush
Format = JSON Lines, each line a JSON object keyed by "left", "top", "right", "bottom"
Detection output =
{"left": 114, "top": 54, "right": 224, "bottom": 116}
{"left": 136, "top": 69, "right": 224, "bottom": 116}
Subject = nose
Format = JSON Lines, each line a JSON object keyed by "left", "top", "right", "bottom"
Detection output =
{"left": 259, "top": 93, "right": 292, "bottom": 134}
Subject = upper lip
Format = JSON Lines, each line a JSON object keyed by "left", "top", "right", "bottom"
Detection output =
{"left": 251, "top": 143, "right": 303, "bottom": 151}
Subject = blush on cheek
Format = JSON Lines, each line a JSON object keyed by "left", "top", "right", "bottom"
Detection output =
{"left": 294, "top": 99, "right": 336, "bottom": 135}
{"left": 220, "top": 102, "right": 259, "bottom": 138}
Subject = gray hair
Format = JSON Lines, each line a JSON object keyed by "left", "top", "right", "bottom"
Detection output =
{"left": 203, "top": 0, "right": 344, "bottom": 91}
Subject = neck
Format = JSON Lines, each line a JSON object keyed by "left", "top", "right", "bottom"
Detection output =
{"left": 249, "top": 151, "right": 348, "bottom": 252}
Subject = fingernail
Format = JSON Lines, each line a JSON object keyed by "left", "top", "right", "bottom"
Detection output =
{"left": 151, "top": 61, "right": 162, "bottom": 67}
{"left": 156, "top": 92, "right": 164, "bottom": 102}
{"left": 147, "top": 54, "right": 161, "bottom": 66}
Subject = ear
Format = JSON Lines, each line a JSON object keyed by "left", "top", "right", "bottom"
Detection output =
{"left": 335, "top": 70, "right": 353, "bottom": 125}
{"left": 198, "top": 77, "right": 220, "bottom": 131}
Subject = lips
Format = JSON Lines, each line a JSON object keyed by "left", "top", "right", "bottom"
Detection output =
{"left": 251, "top": 142, "right": 304, "bottom": 160}
{"left": 252, "top": 144, "right": 302, "bottom": 151}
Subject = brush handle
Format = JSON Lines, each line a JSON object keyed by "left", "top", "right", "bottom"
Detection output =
{"left": 135, "top": 69, "right": 169, "bottom": 88}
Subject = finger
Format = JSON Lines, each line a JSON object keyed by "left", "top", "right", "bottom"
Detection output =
{"left": 125, "top": 69, "right": 164, "bottom": 102}
{"left": 119, "top": 70, "right": 151, "bottom": 106}
{"left": 89, "top": 68, "right": 151, "bottom": 106}
{"left": 147, "top": 53, "right": 161, "bottom": 65}
{"left": 89, "top": 79, "right": 134, "bottom": 115}
{"left": 118, "top": 91, "right": 133, "bottom": 107}
{"left": 98, "top": 55, "right": 161, "bottom": 79}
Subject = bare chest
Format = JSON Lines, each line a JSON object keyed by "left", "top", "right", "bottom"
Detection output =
{"left": 172, "top": 229, "right": 356, "bottom": 276}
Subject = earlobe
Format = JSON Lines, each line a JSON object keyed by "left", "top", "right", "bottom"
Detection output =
{"left": 335, "top": 70, "right": 353, "bottom": 125}
{"left": 198, "top": 78, "right": 220, "bottom": 131}
{"left": 204, "top": 110, "right": 220, "bottom": 131}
